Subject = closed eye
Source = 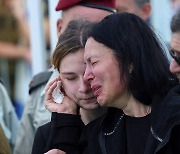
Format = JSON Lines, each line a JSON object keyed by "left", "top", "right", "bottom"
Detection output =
{"left": 92, "top": 61, "right": 97, "bottom": 66}
{"left": 66, "top": 77, "right": 77, "bottom": 81}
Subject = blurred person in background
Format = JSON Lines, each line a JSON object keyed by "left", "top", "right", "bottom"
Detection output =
{"left": 0, "top": 79, "right": 19, "bottom": 153}
{"left": 14, "top": 0, "right": 115, "bottom": 154}
{"left": 115, "top": 0, "right": 151, "bottom": 22}
{"left": 169, "top": 9, "right": 180, "bottom": 81}
{"left": 0, "top": 0, "right": 29, "bottom": 152}
{"left": 0, "top": 0, "right": 31, "bottom": 62}
{"left": 0, "top": 0, "right": 31, "bottom": 119}
{"left": 171, "top": 0, "right": 180, "bottom": 12}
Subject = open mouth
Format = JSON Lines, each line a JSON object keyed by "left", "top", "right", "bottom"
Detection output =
{"left": 92, "top": 85, "right": 101, "bottom": 97}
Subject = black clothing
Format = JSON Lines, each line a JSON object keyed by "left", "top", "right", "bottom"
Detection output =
{"left": 83, "top": 84, "right": 180, "bottom": 154}
{"left": 31, "top": 113, "right": 84, "bottom": 154}
{"left": 32, "top": 84, "right": 180, "bottom": 154}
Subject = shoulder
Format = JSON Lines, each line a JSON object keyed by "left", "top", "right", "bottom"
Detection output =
{"left": 37, "top": 122, "right": 51, "bottom": 135}
{"left": 29, "top": 71, "right": 53, "bottom": 94}
{"left": 34, "top": 122, "right": 51, "bottom": 144}
{"left": 151, "top": 84, "right": 180, "bottom": 137}
{"left": 32, "top": 122, "right": 51, "bottom": 154}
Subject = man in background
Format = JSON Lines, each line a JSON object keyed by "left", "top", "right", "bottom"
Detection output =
{"left": 14, "top": 0, "right": 115, "bottom": 154}
{"left": 0, "top": 80, "right": 19, "bottom": 153}
{"left": 169, "top": 9, "right": 180, "bottom": 81}
{"left": 116, "top": 0, "right": 151, "bottom": 22}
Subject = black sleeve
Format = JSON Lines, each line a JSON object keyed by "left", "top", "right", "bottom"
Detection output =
{"left": 170, "top": 124, "right": 180, "bottom": 153}
{"left": 31, "top": 122, "right": 51, "bottom": 154}
{"left": 45, "top": 113, "right": 85, "bottom": 154}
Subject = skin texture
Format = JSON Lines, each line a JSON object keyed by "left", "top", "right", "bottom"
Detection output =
{"left": 84, "top": 37, "right": 151, "bottom": 117}
{"left": 44, "top": 149, "right": 66, "bottom": 154}
{"left": 45, "top": 50, "right": 99, "bottom": 113}
{"left": 115, "top": 0, "right": 151, "bottom": 21}
{"left": 84, "top": 38, "right": 125, "bottom": 107}
{"left": 170, "top": 32, "right": 180, "bottom": 81}
{"left": 45, "top": 5, "right": 112, "bottom": 113}
{"left": 59, "top": 50, "right": 98, "bottom": 110}
{"left": 171, "top": 0, "right": 180, "bottom": 9}
{"left": 57, "top": 5, "right": 112, "bottom": 36}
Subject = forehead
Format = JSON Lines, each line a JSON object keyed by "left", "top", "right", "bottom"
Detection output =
{"left": 62, "top": 5, "right": 111, "bottom": 29}
{"left": 116, "top": 0, "right": 137, "bottom": 11}
{"left": 84, "top": 38, "right": 103, "bottom": 58}
{"left": 84, "top": 37, "right": 114, "bottom": 61}
{"left": 59, "top": 49, "right": 85, "bottom": 72}
{"left": 170, "top": 32, "right": 180, "bottom": 51}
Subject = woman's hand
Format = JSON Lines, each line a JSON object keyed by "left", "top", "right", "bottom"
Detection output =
{"left": 44, "top": 149, "right": 66, "bottom": 154}
{"left": 45, "top": 77, "right": 79, "bottom": 114}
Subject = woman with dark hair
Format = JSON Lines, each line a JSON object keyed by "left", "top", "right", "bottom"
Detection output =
{"left": 82, "top": 12, "right": 180, "bottom": 153}
{"left": 41, "top": 13, "right": 180, "bottom": 154}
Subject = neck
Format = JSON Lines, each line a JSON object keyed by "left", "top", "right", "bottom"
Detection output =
{"left": 111, "top": 92, "right": 151, "bottom": 117}
{"left": 80, "top": 107, "right": 107, "bottom": 125}
{"left": 123, "top": 96, "right": 151, "bottom": 117}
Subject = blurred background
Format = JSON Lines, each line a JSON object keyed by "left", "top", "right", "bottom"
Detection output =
{"left": 0, "top": 0, "right": 179, "bottom": 119}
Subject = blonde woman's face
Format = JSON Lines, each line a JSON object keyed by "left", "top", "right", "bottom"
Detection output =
{"left": 59, "top": 49, "right": 99, "bottom": 109}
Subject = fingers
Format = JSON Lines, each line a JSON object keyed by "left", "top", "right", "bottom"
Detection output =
{"left": 44, "top": 149, "right": 66, "bottom": 154}
{"left": 45, "top": 76, "right": 61, "bottom": 93}
{"left": 44, "top": 77, "right": 78, "bottom": 114}
{"left": 45, "top": 95, "right": 78, "bottom": 114}
{"left": 45, "top": 77, "right": 62, "bottom": 112}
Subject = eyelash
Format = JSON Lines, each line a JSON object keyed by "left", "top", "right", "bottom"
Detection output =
{"left": 66, "top": 77, "right": 77, "bottom": 81}
{"left": 171, "top": 50, "right": 180, "bottom": 57}
{"left": 91, "top": 61, "right": 97, "bottom": 66}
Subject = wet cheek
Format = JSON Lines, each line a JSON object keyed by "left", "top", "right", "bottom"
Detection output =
{"left": 66, "top": 88, "right": 78, "bottom": 102}
{"left": 63, "top": 82, "right": 77, "bottom": 99}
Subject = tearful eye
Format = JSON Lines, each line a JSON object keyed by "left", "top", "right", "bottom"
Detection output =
{"left": 91, "top": 61, "right": 97, "bottom": 66}
{"left": 66, "top": 77, "right": 77, "bottom": 81}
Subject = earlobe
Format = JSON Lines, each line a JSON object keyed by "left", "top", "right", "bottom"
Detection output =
{"left": 128, "top": 63, "right": 134, "bottom": 74}
{"left": 57, "top": 19, "right": 62, "bottom": 37}
{"left": 141, "top": 3, "right": 152, "bottom": 21}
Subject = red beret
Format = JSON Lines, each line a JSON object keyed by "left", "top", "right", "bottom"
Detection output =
{"left": 56, "top": 0, "right": 116, "bottom": 13}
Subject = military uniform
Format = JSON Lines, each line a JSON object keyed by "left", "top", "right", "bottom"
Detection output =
{"left": 0, "top": 79, "right": 19, "bottom": 152}
{"left": 14, "top": 70, "right": 59, "bottom": 154}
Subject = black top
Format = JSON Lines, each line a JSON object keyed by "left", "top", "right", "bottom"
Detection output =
{"left": 103, "top": 112, "right": 151, "bottom": 154}
{"left": 32, "top": 84, "right": 180, "bottom": 154}
{"left": 125, "top": 114, "right": 151, "bottom": 154}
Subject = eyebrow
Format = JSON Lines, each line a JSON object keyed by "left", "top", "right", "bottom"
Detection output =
{"left": 85, "top": 55, "right": 99, "bottom": 61}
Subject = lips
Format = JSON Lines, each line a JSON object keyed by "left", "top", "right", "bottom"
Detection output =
{"left": 83, "top": 96, "right": 95, "bottom": 100}
{"left": 91, "top": 85, "right": 101, "bottom": 97}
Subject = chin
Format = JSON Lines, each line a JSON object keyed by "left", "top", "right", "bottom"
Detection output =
{"left": 97, "top": 98, "right": 105, "bottom": 107}
{"left": 83, "top": 103, "right": 100, "bottom": 110}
